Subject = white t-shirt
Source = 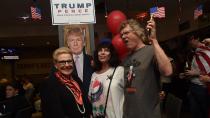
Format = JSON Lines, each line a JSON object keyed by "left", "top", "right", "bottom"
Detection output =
{"left": 89, "top": 66, "right": 124, "bottom": 118}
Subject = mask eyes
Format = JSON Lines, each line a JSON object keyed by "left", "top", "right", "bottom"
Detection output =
{"left": 57, "top": 60, "right": 73, "bottom": 65}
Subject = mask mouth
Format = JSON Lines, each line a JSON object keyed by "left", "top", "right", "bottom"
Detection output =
{"left": 60, "top": 65, "right": 73, "bottom": 70}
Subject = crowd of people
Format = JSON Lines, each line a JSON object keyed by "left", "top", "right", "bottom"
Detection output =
{"left": 0, "top": 17, "right": 209, "bottom": 118}
{"left": 0, "top": 79, "right": 32, "bottom": 117}
{"left": 179, "top": 35, "right": 210, "bottom": 118}
{"left": 39, "top": 17, "right": 173, "bottom": 118}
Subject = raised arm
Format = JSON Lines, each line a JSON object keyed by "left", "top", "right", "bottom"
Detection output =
{"left": 146, "top": 16, "right": 173, "bottom": 76}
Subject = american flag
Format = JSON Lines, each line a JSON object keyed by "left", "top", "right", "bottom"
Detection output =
{"left": 31, "top": 6, "right": 41, "bottom": 20}
{"left": 194, "top": 5, "right": 203, "bottom": 20}
{"left": 150, "top": 6, "right": 165, "bottom": 18}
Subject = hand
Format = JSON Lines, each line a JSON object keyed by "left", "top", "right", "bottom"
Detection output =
{"left": 199, "top": 75, "right": 210, "bottom": 82}
{"left": 146, "top": 15, "right": 157, "bottom": 43}
{"left": 184, "top": 69, "right": 199, "bottom": 76}
{"left": 202, "top": 38, "right": 210, "bottom": 46}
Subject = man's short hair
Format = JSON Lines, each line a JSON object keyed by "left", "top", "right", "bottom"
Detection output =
{"left": 185, "top": 32, "right": 199, "bottom": 42}
{"left": 64, "top": 26, "right": 84, "bottom": 46}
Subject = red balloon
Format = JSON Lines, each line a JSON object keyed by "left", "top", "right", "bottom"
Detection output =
{"left": 112, "top": 34, "right": 128, "bottom": 59}
{"left": 107, "top": 10, "right": 127, "bottom": 35}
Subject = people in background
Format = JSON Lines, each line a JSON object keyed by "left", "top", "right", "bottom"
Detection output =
{"left": 65, "top": 26, "right": 94, "bottom": 95}
{"left": 21, "top": 77, "right": 34, "bottom": 101}
{"left": 33, "top": 93, "right": 41, "bottom": 112}
{"left": 202, "top": 38, "right": 210, "bottom": 47}
{"left": 183, "top": 35, "right": 210, "bottom": 118}
{"left": 89, "top": 42, "right": 124, "bottom": 118}
{"left": 40, "top": 47, "right": 92, "bottom": 118}
{"left": 119, "top": 18, "right": 172, "bottom": 118}
{"left": 0, "top": 78, "right": 9, "bottom": 101}
{"left": 159, "top": 57, "right": 174, "bottom": 111}
{"left": 0, "top": 81, "right": 30, "bottom": 117}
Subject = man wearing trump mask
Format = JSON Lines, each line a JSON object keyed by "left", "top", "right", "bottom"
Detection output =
{"left": 65, "top": 26, "right": 94, "bottom": 94}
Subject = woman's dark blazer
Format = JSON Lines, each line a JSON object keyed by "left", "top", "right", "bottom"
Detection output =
{"left": 40, "top": 73, "right": 92, "bottom": 118}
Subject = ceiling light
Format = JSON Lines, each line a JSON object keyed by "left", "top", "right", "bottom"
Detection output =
{"left": 20, "top": 42, "right": 24, "bottom": 46}
{"left": 19, "top": 16, "right": 30, "bottom": 20}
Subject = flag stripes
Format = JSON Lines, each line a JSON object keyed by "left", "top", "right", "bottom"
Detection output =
{"left": 31, "top": 6, "right": 42, "bottom": 20}
{"left": 150, "top": 6, "right": 165, "bottom": 18}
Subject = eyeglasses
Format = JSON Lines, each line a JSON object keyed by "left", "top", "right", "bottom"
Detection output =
{"left": 57, "top": 60, "right": 73, "bottom": 65}
{"left": 120, "top": 30, "right": 133, "bottom": 38}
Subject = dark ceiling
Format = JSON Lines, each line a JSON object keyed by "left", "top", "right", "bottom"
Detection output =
{"left": 0, "top": 0, "right": 106, "bottom": 48}
{"left": 0, "top": 0, "right": 52, "bottom": 26}
{"left": 0, "top": 0, "right": 210, "bottom": 48}
{"left": 0, "top": 0, "right": 57, "bottom": 48}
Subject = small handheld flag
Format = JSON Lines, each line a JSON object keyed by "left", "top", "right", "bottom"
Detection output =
{"left": 31, "top": 6, "right": 42, "bottom": 20}
{"left": 150, "top": 6, "right": 165, "bottom": 18}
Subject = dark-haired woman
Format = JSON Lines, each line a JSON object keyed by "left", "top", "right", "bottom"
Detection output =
{"left": 89, "top": 42, "right": 124, "bottom": 118}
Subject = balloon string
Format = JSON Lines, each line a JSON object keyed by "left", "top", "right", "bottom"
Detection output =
{"left": 105, "top": 0, "right": 108, "bottom": 18}
{"left": 154, "top": 0, "right": 158, "bottom": 6}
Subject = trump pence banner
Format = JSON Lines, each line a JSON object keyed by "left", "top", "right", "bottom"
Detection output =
{"left": 50, "top": 0, "right": 96, "bottom": 25}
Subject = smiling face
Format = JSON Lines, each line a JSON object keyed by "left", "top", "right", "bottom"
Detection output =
{"left": 53, "top": 47, "right": 74, "bottom": 76}
{"left": 98, "top": 48, "right": 111, "bottom": 64}
{"left": 120, "top": 25, "right": 141, "bottom": 51}
{"left": 55, "top": 53, "right": 74, "bottom": 76}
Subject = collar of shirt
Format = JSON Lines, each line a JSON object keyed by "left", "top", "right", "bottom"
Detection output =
{"left": 73, "top": 53, "right": 84, "bottom": 62}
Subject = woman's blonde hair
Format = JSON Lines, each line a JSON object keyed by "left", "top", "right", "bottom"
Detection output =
{"left": 52, "top": 47, "right": 72, "bottom": 63}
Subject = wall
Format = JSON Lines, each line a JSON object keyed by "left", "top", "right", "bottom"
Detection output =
{"left": 0, "top": 47, "right": 56, "bottom": 80}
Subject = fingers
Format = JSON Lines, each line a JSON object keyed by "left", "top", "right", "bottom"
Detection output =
{"left": 179, "top": 73, "right": 185, "bottom": 79}
{"left": 146, "top": 15, "right": 155, "bottom": 30}
{"left": 184, "top": 70, "right": 192, "bottom": 76}
{"left": 202, "top": 40, "right": 206, "bottom": 43}
{"left": 146, "top": 21, "right": 155, "bottom": 30}
{"left": 146, "top": 15, "right": 154, "bottom": 31}
{"left": 199, "top": 75, "right": 210, "bottom": 82}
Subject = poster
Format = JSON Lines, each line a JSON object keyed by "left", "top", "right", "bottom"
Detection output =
{"left": 50, "top": 0, "right": 96, "bottom": 25}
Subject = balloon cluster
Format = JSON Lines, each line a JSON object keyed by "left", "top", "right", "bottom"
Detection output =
{"left": 106, "top": 10, "right": 128, "bottom": 60}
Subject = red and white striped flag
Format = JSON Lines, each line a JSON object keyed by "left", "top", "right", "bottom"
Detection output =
{"left": 194, "top": 46, "right": 210, "bottom": 94}
{"left": 31, "top": 6, "right": 42, "bottom": 20}
{"left": 194, "top": 46, "right": 210, "bottom": 75}
{"left": 150, "top": 6, "right": 165, "bottom": 18}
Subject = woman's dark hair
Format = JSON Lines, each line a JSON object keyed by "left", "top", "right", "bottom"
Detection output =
{"left": 93, "top": 42, "right": 120, "bottom": 71}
